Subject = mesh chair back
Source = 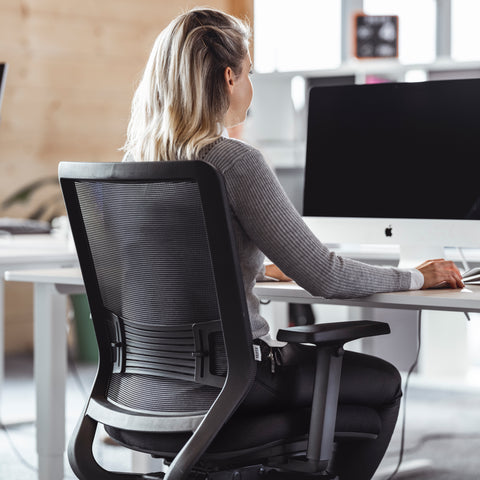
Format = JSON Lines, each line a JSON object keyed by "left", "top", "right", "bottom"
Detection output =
{"left": 60, "top": 161, "right": 255, "bottom": 420}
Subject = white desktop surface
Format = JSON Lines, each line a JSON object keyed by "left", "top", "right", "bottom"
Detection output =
{"left": 4, "top": 266, "right": 480, "bottom": 480}
{"left": 6, "top": 267, "right": 84, "bottom": 288}
{"left": 255, "top": 281, "right": 480, "bottom": 313}
{"left": 0, "top": 233, "right": 74, "bottom": 251}
{"left": 0, "top": 250, "right": 76, "bottom": 265}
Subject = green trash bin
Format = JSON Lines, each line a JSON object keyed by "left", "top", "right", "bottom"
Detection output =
{"left": 70, "top": 294, "right": 99, "bottom": 363}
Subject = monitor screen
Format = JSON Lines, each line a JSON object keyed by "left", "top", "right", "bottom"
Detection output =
{"left": 303, "top": 78, "right": 480, "bottom": 265}
{"left": 0, "top": 63, "right": 7, "bottom": 123}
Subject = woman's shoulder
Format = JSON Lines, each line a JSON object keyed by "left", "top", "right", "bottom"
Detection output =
{"left": 203, "top": 137, "right": 265, "bottom": 173}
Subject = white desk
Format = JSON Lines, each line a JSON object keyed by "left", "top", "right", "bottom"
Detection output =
{"left": 5, "top": 269, "right": 84, "bottom": 480}
{"left": 256, "top": 282, "right": 478, "bottom": 376}
{"left": 5, "top": 267, "right": 480, "bottom": 480}
{"left": 0, "top": 236, "right": 77, "bottom": 424}
{"left": 255, "top": 281, "right": 480, "bottom": 313}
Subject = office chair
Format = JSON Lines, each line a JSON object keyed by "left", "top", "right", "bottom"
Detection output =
{"left": 59, "top": 160, "right": 391, "bottom": 480}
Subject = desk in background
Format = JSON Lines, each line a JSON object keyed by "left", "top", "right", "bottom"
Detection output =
{"left": 0, "top": 234, "right": 77, "bottom": 425}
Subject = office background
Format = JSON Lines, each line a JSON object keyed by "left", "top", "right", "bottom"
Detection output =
{"left": 0, "top": 0, "right": 253, "bottom": 353}
{"left": 1, "top": 0, "right": 480, "bottom": 361}
{"left": 2, "top": 2, "right": 480, "bottom": 479}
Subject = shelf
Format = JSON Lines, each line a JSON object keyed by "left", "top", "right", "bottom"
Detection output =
{"left": 253, "top": 58, "right": 480, "bottom": 80}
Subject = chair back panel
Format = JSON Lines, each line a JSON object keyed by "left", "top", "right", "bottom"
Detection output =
{"left": 60, "top": 162, "right": 253, "bottom": 416}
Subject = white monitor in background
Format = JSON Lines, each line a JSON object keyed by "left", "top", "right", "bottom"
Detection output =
{"left": 0, "top": 63, "right": 7, "bottom": 123}
{"left": 303, "top": 78, "right": 480, "bottom": 267}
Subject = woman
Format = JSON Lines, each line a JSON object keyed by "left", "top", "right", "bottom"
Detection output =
{"left": 122, "top": 8, "right": 463, "bottom": 479}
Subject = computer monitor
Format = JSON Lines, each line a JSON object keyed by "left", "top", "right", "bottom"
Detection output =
{"left": 303, "top": 78, "right": 480, "bottom": 267}
{"left": 0, "top": 63, "right": 7, "bottom": 123}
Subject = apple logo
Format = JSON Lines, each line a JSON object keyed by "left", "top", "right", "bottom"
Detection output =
{"left": 385, "top": 225, "right": 393, "bottom": 237}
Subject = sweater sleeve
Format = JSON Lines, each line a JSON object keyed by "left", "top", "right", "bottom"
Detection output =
{"left": 220, "top": 146, "right": 411, "bottom": 298}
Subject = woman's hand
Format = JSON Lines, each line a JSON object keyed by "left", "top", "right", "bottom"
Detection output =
{"left": 265, "top": 264, "right": 292, "bottom": 282}
{"left": 416, "top": 259, "right": 464, "bottom": 289}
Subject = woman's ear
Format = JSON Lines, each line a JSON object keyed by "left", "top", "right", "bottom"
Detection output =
{"left": 224, "top": 66, "right": 235, "bottom": 94}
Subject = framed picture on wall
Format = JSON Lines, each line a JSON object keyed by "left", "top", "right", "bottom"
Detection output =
{"left": 354, "top": 14, "right": 398, "bottom": 59}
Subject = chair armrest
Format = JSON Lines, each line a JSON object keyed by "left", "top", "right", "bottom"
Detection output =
{"left": 274, "top": 320, "right": 391, "bottom": 473}
{"left": 277, "top": 320, "right": 390, "bottom": 347}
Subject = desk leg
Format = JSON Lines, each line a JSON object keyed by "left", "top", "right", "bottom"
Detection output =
{"left": 356, "top": 307, "right": 420, "bottom": 372}
{"left": 34, "top": 283, "right": 67, "bottom": 480}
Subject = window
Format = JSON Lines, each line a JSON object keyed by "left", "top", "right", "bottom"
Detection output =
{"left": 363, "top": 0, "right": 436, "bottom": 64}
{"left": 254, "top": 0, "right": 341, "bottom": 73}
{"left": 452, "top": 0, "right": 480, "bottom": 61}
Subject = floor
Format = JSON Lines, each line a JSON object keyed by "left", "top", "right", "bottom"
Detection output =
{"left": 2, "top": 353, "right": 480, "bottom": 480}
{"left": 1, "top": 353, "right": 134, "bottom": 480}
{"left": 375, "top": 383, "right": 480, "bottom": 479}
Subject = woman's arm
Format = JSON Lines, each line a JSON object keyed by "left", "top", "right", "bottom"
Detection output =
{"left": 221, "top": 145, "right": 462, "bottom": 297}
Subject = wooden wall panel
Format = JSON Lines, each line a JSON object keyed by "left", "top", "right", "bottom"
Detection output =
{"left": 4, "top": 283, "right": 34, "bottom": 354}
{"left": 229, "top": 0, "right": 254, "bottom": 24}
{"left": 0, "top": 0, "right": 250, "bottom": 208}
{"left": 0, "top": 0, "right": 252, "bottom": 353}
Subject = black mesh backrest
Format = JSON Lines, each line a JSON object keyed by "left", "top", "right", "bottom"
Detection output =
{"left": 75, "top": 180, "right": 219, "bottom": 324}
{"left": 60, "top": 161, "right": 253, "bottom": 416}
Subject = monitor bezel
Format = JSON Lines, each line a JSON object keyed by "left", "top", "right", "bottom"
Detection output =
{"left": 302, "top": 78, "right": 480, "bottom": 266}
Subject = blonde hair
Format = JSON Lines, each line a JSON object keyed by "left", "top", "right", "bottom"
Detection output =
{"left": 122, "top": 8, "right": 250, "bottom": 162}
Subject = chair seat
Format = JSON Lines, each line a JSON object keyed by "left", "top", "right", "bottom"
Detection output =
{"left": 105, "top": 404, "right": 381, "bottom": 462}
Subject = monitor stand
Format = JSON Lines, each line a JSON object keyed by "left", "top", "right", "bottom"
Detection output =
{"left": 397, "top": 245, "right": 446, "bottom": 269}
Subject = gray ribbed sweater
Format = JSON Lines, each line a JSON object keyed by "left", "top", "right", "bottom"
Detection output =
{"left": 199, "top": 137, "right": 411, "bottom": 339}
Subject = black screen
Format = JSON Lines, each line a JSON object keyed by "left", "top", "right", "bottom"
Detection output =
{"left": 0, "top": 63, "right": 7, "bottom": 122}
{"left": 303, "top": 78, "right": 480, "bottom": 220}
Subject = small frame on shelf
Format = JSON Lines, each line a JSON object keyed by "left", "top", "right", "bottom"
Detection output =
{"left": 354, "top": 14, "right": 399, "bottom": 59}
